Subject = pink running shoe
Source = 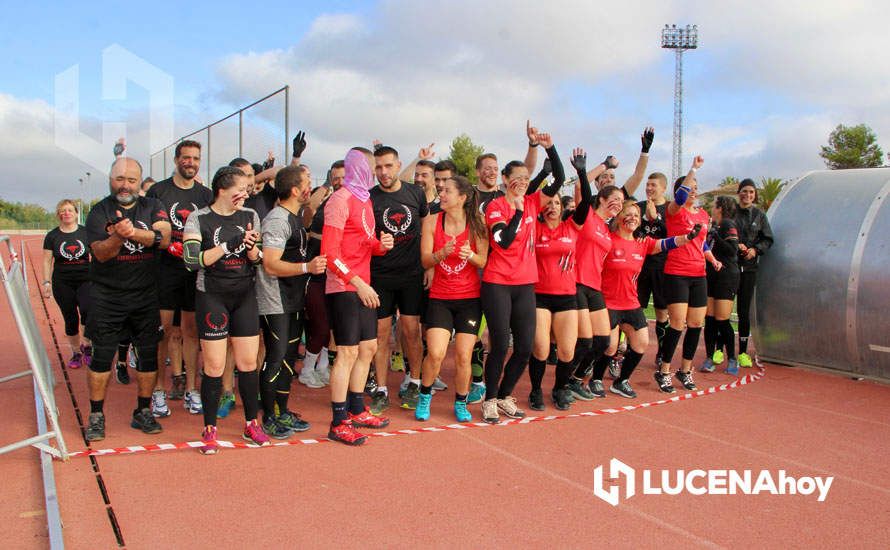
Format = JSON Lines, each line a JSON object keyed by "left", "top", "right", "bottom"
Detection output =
{"left": 68, "top": 351, "right": 83, "bottom": 369}
{"left": 80, "top": 344, "right": 92, "bottom": 369}
{"left": 199, "top": 425, "right": 219, "bottom": 455}
{"left": 242, "top": 419, "right": 271, "bottom": 446}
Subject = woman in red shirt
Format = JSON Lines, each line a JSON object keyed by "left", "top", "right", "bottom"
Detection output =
{"left": 657, "top": 156, "right": 721, "bottom": 393}
{"left": 417, "top": 175, "right": 489, "bottom": 422}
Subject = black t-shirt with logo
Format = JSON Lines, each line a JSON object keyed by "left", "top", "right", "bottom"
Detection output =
{"left": 146, "top": 177, "right": 213, "bottom": 266}
{"left": 478, "top": 188, "right": 505, "bottom": 215}
{"left": 636, "top": 200, "right": 668, "bottom": 271}
{"left": 43, "top": 226, "right": 90, "bottom": 283}
{"left": 85, "top": 196, "right": 167, "bottom": 291}
{"left": 307, "top": 195, "right": 329, "bottom": 283}
{"left": 245, "top": 184, "right": 278, "bottom": 222}
{"left": 370, "top": 183, "right": 429, "bottom": 279}
{"left": 184, "top": 206, "right": 261, "bottom": 295}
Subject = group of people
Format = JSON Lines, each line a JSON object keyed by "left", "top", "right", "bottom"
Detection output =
{"left": 41, "top": 123, "right": 773, "bottom": 451}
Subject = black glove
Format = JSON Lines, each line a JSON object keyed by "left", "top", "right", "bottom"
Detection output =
{"left": 602, "top": 155, "right": 618, "bottom": 170}
{"left": 221, "top": 230, "right": 245, "bottom": 254}
{"left": 571, "top": 152, "right": 587, "bottom": 173}
{"left": 262, "top": 156, "right": 274, "bottom": 170}
{"left": 687, "top": 223, "right": 702, "bottom": 240}
{"left": 113, "top": 142, "right": 125, "bottom": 157}
{"left": 641, "top": 128, "right": 655, "bottom": 153}
{"left": 292, "top": 131, "right": 307, "bottom": 158}
{"left": 540, "top": 158, "right": 552, "bottom": 176}
{"left": 104, "top": 215, "right": 125, "bottom": 232}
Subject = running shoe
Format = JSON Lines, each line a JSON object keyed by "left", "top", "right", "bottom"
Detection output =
{"left": 370, "top": 390, "right": 390, "bottom": 416}
{"left": 497, "top": 396, "right": 525, "bottom": 419}
{"left": 184, "top": 390, "right": 203, "bottom": 414}
{"left": 114, "top": 362, "right": 130, "bottom": 384}
{"left": 712, "top": 350, "right": 725, "bottom": 365}
{"left": 699, "top": 358, "right": 716, "bottom": 373}
{"left": 262, "top": 416, "right": 293, "bottom": 440}
{"left": 348, "top": 407, "right": 391, "bottom": 429}
{"left": 390, "top": 351, "right": 405, "bottom": 372}
{"left": 432, "top": 377, "right": 448, "bottom": 392}
{"left": 328, "top": 421, "right": 367, "bottom": 446}
{"left": 168, "top": 373, "right": 186, "bottom": 400}
{"left": 551, "top": 388, "right": 572, "bottom": 411}
{"left": 398, "top": 374, "right": 411, "bottom": 395}
{"left": 610, "top": 379, "right": 637, "bottom": 398}
{"left": 131, "top": 408, "right": 163, "bottom": 434}
{"left": 482, "top": 398, "right": 499, "bottom": 424}
{"left": 454, "top": 400, "right": 472, "bottom": 422}
{"left": 151, "top": 389, "right": 171, "bottom": 418}
{"left": 608, "top": 358, "right": 622, "bottom": 380}
{"left": 242, "top": 419, "right": 271, "bottom": 446}
{"left": 85, "top": 412, "right": 105, "bottom": 441}
{"left": 725, "top": 359, "right": 740, "bottom": 376}
{"left": 655, "top": 371, "right": 676, "bottom": 394}
{"left": 400, "top": 382, "right": 420, "bottom": 410}
{"left": 738, "top": 353, "right": 754, "bottom": 368}
{"left": 217, "top": 392, "right": 236, "bottom": 418}
{"left": 277, "top": 410, "right": 310, "bottom": 433}
{"left": 364, "top": 369, "right": 378, "bottom": 396}
{"left": 415, "top": 393, "right": 432, "bottom": 421}
{"left": 68, "top": 351, "right": 83, "bottom": 369}
{"left": 199, "top": 425, "right": 219, "bottom": 455}
{"left": 528, "top": 388, "right": 544, "bottom": 411}
{"left": 298, "top": 367, "right": 324, "bottom": 389}
{"left": 80, "top": 344, "right": 92, "bottom": 368}
{"left": 654, "top": 353, "right": 663, "bottom": 370}
{"left": 568, "top": 378, "right": 595, "bottom": 401}
{"left": 675, "top": 370, "right": 698, "bottom": 391}
{"left": 316, "top": 366, "right": 331, "bottom": 386}
{"left": 467, "top": 382, "right": 486, "bottom": 404}
{"left": 127, "top": 349, "right": 137, "bottom": 370}
{"left": 589, "top": 379, "right": 606, "bottom": 398}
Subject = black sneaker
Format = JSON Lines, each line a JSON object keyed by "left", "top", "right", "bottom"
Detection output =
{"left": 262, "top": 416, "right": 294, "bottom": 440}
{"left": 655, "top": 371, "right": 676, "bottom": 394}
{"left": 528, "top": 388, "right": 544, "bottom": 411}
{"left": 85, "top": 412, "right": 105, "bottom": 441}
{"left": 551, "top": 388, "right": 572, "bottom": 411}
{"left": 608, "top": 358, "right": 622, "bottom": 380}
{"left": 610, "top": 379, "right": 637, "bottom": 398}
{"left": 364, "top": 370, "right": 378, "bottom": 396}
{"left": 131, "top": 408, "right": 163, "bottom": 434}
{"left": 115, "top": 362, "right": 130, "bottom": 385}
{"left": 369, "top": 390, "right": 390, "bottom": 415}
{"left": 589, "top": 379, "right": 606, "bottom": 398}
{"left": 675, "top": 370, "right": 698, "bottom": 391}
{"left": 655, "top": 354, "right": 663, "bottom": 370}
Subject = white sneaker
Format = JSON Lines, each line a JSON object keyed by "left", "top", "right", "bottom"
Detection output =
{"left": 151, "top": 389, "right": 171, "bottom": 418}
{"left": 184, "top": 390, "right": 203, "bottom": 414}
{"left": 399, "top": 374, "right": 411, "bottom": 394}
{"left": 432, "top": 377, "right": 448, "bottom": 392}
{"left": 298, "top": 368, "right": 324, "bottom": 389}
{"left": 128, "top": 347, "right": 137, "bottom": 369}
{"left": 316, "top": 366, "right": 331, "bottom": 386}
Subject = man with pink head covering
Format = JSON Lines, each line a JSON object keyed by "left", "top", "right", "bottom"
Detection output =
{"left": 321, "top": 147, "right": 394, "bottom": 445}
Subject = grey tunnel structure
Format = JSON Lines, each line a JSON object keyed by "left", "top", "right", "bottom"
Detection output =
{"left": 755, "top": 168, "right": 890, "bottom": 379}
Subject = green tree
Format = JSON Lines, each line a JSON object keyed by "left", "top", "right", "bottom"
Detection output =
{"left": 720, "top": 176, "right": 739, "bottom": 189}
{"left": 820, "top": 124, "right": 884, "bottom": 169}
{"left": 448, "top": 134, "right": 484, "bottom": 184}
{"left": 0, "top": 199, "right": 56, "bottom": 229}
{"left": 758, "top": 177, "right": 786, "bottom": 210}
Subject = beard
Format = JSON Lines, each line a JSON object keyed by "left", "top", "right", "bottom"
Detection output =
{"left": 115, "top": 190, "right": 137, "bottom": 206}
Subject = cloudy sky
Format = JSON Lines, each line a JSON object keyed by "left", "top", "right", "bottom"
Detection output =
{"left": 1, "top": 0, "right": 888, "bottom": 208}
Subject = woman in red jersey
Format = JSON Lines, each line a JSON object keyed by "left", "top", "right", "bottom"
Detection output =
{"left": 596, "top": 200, "right": 700, "bottom": 398}
{"left": 416, "top": 175, "right": 489, "bottom": 422}
{"left": 656, "top": 156, "right": 721, "bottom": 393}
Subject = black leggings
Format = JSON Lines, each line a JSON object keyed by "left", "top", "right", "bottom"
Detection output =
{"left": 736, "top": 270, "right": 757, "bottom": 352}
{"left": 52, "top": 278, "right": 90, "bottom": 336}
{"left": 260, "top": 312, "right": 304, "bottom": 419}
{"left": 304, "top": 279, "right": 330, "bottom": 354}
{"left": 481, "top": 282, "right": 535, "bottom": 401}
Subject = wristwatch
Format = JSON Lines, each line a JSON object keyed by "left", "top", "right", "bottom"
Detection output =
{"left": 152, "top": 229, "right": 163, "bottom": 247}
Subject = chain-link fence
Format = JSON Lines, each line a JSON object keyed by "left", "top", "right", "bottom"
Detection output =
{"left": 150, "top": 86, "right": 289, "bottom": 183}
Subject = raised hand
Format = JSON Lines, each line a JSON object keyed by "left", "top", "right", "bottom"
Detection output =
{"left": 419, "top": 143, "right": 435, "bottom": 160}
{"left": 292, "top": 131, "right": 307, "bottom": 158}
{"left": 113, "top": 138, "right": 126, "bottom": 158}
{"left": 263, "top": 150, "right": 275, "bottom": 170}
{"left": 602, "top": 155, "right": 619, "bottom": 170}
{"left": 527, "top": 120, "right": 539, "bottom": 146}
{"left": 537, "top": 132, "right": 553, "bottom": 149}
{"left": 692, "top": 155, "right": 704, "bottom": 170}
{"left": 641, "top": 127, "right": 655, "bottom": 153}
{"left": 646, "top": 199, "right": 658, "bottom": 221}
{"left": 372, "top": 139, "right": 383, "bottom": 152}
{"left": 571, "top": 148, "right": 587, "bottom": 172}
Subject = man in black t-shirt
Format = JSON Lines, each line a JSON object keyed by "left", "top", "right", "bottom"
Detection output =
{"left": 368, "top": 146, "right": 429, "bottom": 412}
{"left": 147, "top": 140, "right": 212, "bottom": 416}
{"left": 84, "top": 157, "right": 171, "bottom": 441}
{"left": 636, "top": 171, "right": 670, "bottom": 367}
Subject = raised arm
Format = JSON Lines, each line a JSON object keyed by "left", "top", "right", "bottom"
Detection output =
{"left": 667, "top": 155, "right": 703, "bottom": 216}
{"left": 524, "top": 120, "right": 539, "bottom": 174}
{"left": 622, "top": 127, "right": 654, "bottom": 197}
{"left": 399, "top": 143, "right": 435, "bottom": 183}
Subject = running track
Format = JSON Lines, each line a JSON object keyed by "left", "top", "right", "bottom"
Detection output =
{"left": 3, "top": 234, "right": 890, "bottom": 549}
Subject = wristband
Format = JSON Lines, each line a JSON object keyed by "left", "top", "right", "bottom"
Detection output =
{"left": 640, "top": 152, "right": 649, "bottom": 158}
{"left": 528, "top": 141, "right": 539, "bottom": 147}
{"left": 690, "top": 167, "right": 698, "bottom": 173}
{"left": 468, "top": 251, "right": 475, "bottom": 261}
{"left": 302, "top": 262, "right": 308, "bottom": 274}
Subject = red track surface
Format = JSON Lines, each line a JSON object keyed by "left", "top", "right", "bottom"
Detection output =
{"left": 3, "top": 234, "right": 890, "bottom": 549}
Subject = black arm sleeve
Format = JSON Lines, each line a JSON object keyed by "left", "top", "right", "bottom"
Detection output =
{"left": 527, "top": 165, "right": 550, "bottom": 195}
{"left": 571, "top": 200, "right": 590, "bottom": 225}
{"left": 540, "top": 146, "right": 565, "bottom": 197}
{"left": 711, "top": 220, "right": 739, "bottom": 257}
{"left": 492, "top": 210, "right": 524, "bottom": 249}
{"left": 571, "top": 165, "right": 594, "bottom": 225}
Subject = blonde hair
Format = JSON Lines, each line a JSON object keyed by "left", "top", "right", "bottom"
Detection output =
{"left": 610, "top": 200, "right": 641, "bottom": 232}
{"left": 56, "top": 199, "right": 79, "bottom": 217}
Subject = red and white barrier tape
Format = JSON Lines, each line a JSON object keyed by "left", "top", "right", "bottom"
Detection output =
{"left": 68, "top": 368, "right": 765, "bottom": 458}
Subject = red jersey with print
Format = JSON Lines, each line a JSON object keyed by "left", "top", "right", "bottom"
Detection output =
{"left": 575, "top": 213, "right": 612, "bottom": 290}
{"left": 483, "top": 192, "right": 540, "bottom": 285}
{"left": 665, "top": 206, "right": 710, "bottom": 277}
{"left": 534, "top": 220, "right": 580, "bottom": 296}
{"left": 429, "top": 213, "right": 480, "bottom": 300}
{"left": 322, "top": 188, "right": 385, "bottom": 294}
{"left": 602, "top": 234, "right": 657, "bottom": 310}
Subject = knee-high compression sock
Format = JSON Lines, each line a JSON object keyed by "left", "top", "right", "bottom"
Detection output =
{"left": 739, "top": 336, "right": 749, "bottom": 355}
{"left": 618, "top": 349, "right": 643, "bottom": 382}
{"left": 471, "top": 340, "right": 485, "bottom": 383}
{"left": 655, "top": 320, "right": 669, "bottom": 356}
{"left": 591, "top": 354, "right": 611, "bottom": 381}
{"left": 704, "top": 315, "right": 717, "bottom": 357}
{"left": 275, "top": 363, "right": 294, "bottom": 415}
{"left": 681, "top": 327, "right": 703, "bottom": 363}
{"left": 201, "top": 375, "right": 222, "bottom": 427}
{"left": 719, "top": 320, "right": 736, "bottom": 360}
{"left": 661, "top": 327, "right": 683, "bottom": 365}
{"left": 570, "top": 337, "right": 592, "bottom": 378}
{"left": 528, "top": 356, "right": 546, "bottom": 391}
{"left": 554, "top": 359, "right": 573, "bottom": 390}
{"left": 237, "top": 370, "right": 260, "bottom": 422}
{"left": 574, "top": 336, "right": 609, "bottom": 379}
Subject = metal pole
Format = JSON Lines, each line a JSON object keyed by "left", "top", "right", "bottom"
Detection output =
{"left": 673, "top": 48, "right": 684, "bottom": 182}
{"left": 238, "top": 110, "right": 243, "bottom": 157}
{"left": 85, "top": 172, "right": 91, "bottom": 215}
{"left": 285, "top": 85, "right": 290, "bottom": 160}
{"left": 206, "top": 128, "right": 211, "bottom": 186}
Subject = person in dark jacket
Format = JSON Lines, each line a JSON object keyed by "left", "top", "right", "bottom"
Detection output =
{"left": 733, "top": 179, "right": 774, "bottom": 367}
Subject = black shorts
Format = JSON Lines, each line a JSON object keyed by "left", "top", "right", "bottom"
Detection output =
{"left": 196, "top": 289, "right": 259, "bottom": 340}
{"left": 609, "top": 308, "right": 649, "bottom": 331}
{"left": 707, "top": 268, "right": 740, "bottom": 300}
{"left": 88, "top": 285, "right": 161, "bottom": 350}
{"left": 371, "top": 274, "right": 424, "bottom": 318}
{"left": 664, "top": 274, "right": 708, "bottom": 308}
{"left": 158, "top": 264, "right": 197, "bottom": 312}
{"left": 425, "top": 298, "right": 482, "bottom": 335}
{"left": 326, "top": 291, "right": 377, "bottom": 346}
{"left": 576, "top": 283, "right": 606, "bottom": 312}
{"left": 535, "top": 293, "right": 578, "bottom": 313}
{"left": 637, "top": 263, "right": 667, "bottom": 310}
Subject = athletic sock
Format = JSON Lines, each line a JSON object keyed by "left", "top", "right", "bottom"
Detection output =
{"left": 137, "top": 396, "right": 150, "bottom": 411}
{"left": 719, "top": 319, "right": 736, "bottom": 359}
{"left": 619, "top": 349, "right": 643, "bottom": 381}
{"left": 303, "top": 351, "right": 319, "bottom": 371}
{"left": 455, "top": 392, "right": 468, "bottom": 402}
{"left": 347, "top": 391, "right": 365, "bottom": 415}
{"left": 682, "top": 327, "right": 703, "bottom": 362}
{"left": 554, "top": 359, "right": 573, "bottom": 390}
{"left": 201, "top": 375, "right": 222, "bottom": 427}
{"left": 591, "top": 355, "right": 610, "bottom": 381}
{"left": 237, "top": 370, "right": 260, "bottom": 422}
{"left": 316, "top": 347, "right": 329, "bottom": 370}
{"left": 410, "top": 377, "right": 421, "bottom": 386}
{"left": 377, "top": 385, "right": 389, "bottom": 396}
{"left": 704, "top": 315, "right": 717, "bottom": 357}
{"left": 420, "top": 384, "right": 433, "bottom": 395}
{"left": 331, "top": 401, "right": 347, "bottom": 426}
{"left": 655, "top": 320, "right": 669, "bottom": 350}
{"left": 739, "top": 336, "right": 749, "bottom": 355}
{"left": 661, "top": 326, "right": 683, "bottom": 366}
{"left": 528, "top": 356, "right": 546, "bottom": 391}
{"left": 90, "top": 399, "right": 104, "bottom": 413}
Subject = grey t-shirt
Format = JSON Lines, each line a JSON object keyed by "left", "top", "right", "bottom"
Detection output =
{"left": 256, "top": 205, "right": 310, "bottom": 315}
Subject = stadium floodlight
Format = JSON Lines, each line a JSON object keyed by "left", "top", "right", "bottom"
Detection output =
{"left": 662, "top": 24, "right": 699, "bottom": 181}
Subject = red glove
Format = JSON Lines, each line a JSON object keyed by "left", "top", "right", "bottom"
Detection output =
{"left": 167, "top": 241, "right": 184, "bottom": 258}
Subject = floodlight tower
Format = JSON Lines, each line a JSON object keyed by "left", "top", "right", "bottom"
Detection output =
{"left": 661, "top": 24, "right": 698, "bottom": 182}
